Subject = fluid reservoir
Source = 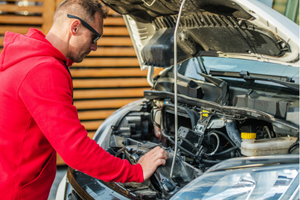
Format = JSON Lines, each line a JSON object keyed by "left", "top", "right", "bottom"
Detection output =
{"left": 241, "top": 132, "right": 298, "bottom": 156}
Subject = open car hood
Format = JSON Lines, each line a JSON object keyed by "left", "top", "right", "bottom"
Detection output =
{"left": 102, "top": 0, "right": 299, "bottom": 70}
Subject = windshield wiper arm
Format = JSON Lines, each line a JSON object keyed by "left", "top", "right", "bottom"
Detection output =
{"left": 210, "top": 70, "right": 299, "bottom": 91}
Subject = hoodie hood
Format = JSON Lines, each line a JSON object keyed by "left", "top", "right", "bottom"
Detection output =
{"left": 0, "top": 28, "right": 70, "bottom": 72}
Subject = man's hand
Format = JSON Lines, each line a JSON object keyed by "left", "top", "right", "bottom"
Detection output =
{"left": 137, "top": 146, "right": 169, "bottom": 181}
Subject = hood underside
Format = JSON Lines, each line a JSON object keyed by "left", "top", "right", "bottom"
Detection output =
{"left": 103, "top": 0, "right": 299, "bottom": 69}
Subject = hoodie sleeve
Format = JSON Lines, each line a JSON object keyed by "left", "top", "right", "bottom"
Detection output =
{"left": 18, "top": 61, "right": 144, "bottom": 183}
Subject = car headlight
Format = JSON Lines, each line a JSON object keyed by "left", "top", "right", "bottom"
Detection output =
{"left": 171, "top": 162, "right": 299, "bottom": 200}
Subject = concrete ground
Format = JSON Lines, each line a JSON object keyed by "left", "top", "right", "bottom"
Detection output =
{"left": 48, "top": 166, "right": 68, "bottom": 200}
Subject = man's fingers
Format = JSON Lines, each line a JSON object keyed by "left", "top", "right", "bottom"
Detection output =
{"left": 154, "top": 158, "right": 166, "bottom": 166}
{"left": 147, "top": 146, "right": 162, "bottom": 155}
{"left": 151, "top": 150, "right": 168, "bottom": 163}
{"left": 137, "top": 146, "right": 169, "bottom": 180}
{"left": 148, "top": 146, "right": 169, "bottom": 159}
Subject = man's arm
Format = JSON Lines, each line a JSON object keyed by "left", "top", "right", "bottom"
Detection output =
{"left": 19, "top": 62, "right": 167, "bottom": 182}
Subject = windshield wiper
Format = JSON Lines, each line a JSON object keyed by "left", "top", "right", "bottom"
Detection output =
{"left": 210, "top": 70, "right": 299, "bottom": 91}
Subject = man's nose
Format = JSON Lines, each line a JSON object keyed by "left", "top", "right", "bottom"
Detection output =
{"left": 91, "top": 43, "right": 97, "bottom": 51}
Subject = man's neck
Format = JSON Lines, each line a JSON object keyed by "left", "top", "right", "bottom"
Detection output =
{"left": 46, "top": 28, "right": 70, "bottom": 59}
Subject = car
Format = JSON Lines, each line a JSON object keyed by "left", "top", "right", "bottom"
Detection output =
{"left": 56, "top": 0, "right": 299, "bottom": 199}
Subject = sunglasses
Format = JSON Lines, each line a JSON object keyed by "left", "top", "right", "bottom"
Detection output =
{"left": 67, "top": 14, "right": 101, "bottom": 43}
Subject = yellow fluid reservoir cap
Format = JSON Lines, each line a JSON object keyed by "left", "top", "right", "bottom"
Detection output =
{"left": 241, "top": 132, "right": 256, "bottom": 139}
{"left": 202, "top": 110, "right": 209, "bottom": 117}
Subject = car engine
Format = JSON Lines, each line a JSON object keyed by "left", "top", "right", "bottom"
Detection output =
{"left": 103, "top": 81, "right": 299, "bottom": 199}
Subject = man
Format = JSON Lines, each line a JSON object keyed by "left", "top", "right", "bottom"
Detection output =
{"left": 0, "top": 0, "right": 168, "bottom": 199}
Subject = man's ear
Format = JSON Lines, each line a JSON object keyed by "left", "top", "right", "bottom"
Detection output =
{"left": 70, "top": 20, "right": 80, "bottom": 35}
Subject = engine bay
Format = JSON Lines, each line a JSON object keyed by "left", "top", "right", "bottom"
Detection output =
{"left": 104, "top": 89, "right": 299, "bottom": 199}
{"left": 67, "top": 67, "right": 299, "bottom": 199}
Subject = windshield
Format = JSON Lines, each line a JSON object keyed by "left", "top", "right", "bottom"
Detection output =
{"left": 178, "top": 57, "right": 300, "bottom": 84}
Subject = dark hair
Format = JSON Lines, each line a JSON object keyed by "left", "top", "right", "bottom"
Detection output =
{"left": 55, "top": 0, "right": 108, "bottom": 23}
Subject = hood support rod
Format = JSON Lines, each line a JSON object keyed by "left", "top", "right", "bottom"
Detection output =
{"left": 147, "top": 65, "right": 154, "bottom": 87}
{"left": 170, "top": 0, "right": 187, "bottom": 178}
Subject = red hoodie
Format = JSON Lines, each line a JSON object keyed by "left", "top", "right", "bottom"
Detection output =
{"left": 0, "top": 28, "right": 143, "bottom": 200}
